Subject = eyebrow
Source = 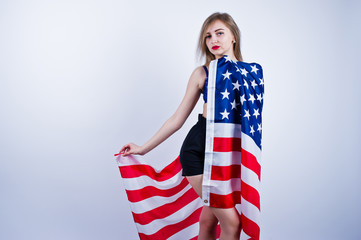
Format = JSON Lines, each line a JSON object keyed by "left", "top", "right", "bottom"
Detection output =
{"left": 206, "top": 28, "right": 225, "bottom": 34}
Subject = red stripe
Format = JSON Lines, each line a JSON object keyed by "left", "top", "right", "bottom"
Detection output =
{"left": 211, "top": 164, "right": 241, "bottom": 180}
{"left": 209, "top": 191, "right": 241, "bottom": 208}
{"left": 213, "top": 137, "right": 242, "bottom": 152}
{"left": 241, "top": 180, "right": 260, "bottom": 210}
{"left": 241, "top": 149, "right": 261, "bottom": 180}
{"left": 241, "top": 213, "right": 260, "bottom": 240}
{"left": 126, "top": 178, "right": 189, "bottom": 202}
{"left": 138, "top": 207, "right": 202, "bottom": 240}
{"left": 132, "top": 187, "right": 199, "bottom": 225}
{"left": 119, "top": 156, "right": 181, "bottom": 181}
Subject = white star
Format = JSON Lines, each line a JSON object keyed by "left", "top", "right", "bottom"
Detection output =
{"left": 241, "top": 68, "right": 248, "bottom": 77}
{"left": 224, "top": 55, "right": 232, "bottom": 62}
{"left": 232, "top": 80, "right": 241, "bottom": 91}
{"left": 220, "top": 108, "right": 230, "bottom": 119}
{"left": 240, "top": 94, "right": 246, "bottom": 104}
{"left": 243, "top": 109, "right": 251, "bottom": 120}
{"left": 257, "top": 93, "right": 263, "bottom": 102}
{"left": 248, "top": 93, "right": 256, "bottom": 104}
{"left": 259, "top": 78, "right": 264, "bottom": 85}
{"left": 243, "top": 80, "right": 249, "bottom": 89}
{"left": 231, "top": 100, "right": 237, "bottom": 110}
{"left": 257, "top": 123, "right": 262, "bottom": 133}
{"left": 221, "top": 89, "right": 230, "bottom": 99}
{"left": 253, "top": 108, "right": 260, "bottom": 119}
{"left": 251, "top": 64, "right": 259, "bottom": 74}
{"left": 235, "top": 66, "right": 241, "bottom": 72}
{"left": 250, "top": 125, "right": 255, "bottom": 135}
{"left": 251, "top": 80, "right": 257, "bottom": 89}
{"left": 222, "top": 70, "right": 232, "bottom": 80}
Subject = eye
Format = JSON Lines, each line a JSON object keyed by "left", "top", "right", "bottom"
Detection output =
{"left": 217, "top": 32, "right": 224, "bottom": 36}
{"left": 205, "top": 35, "right": 211, "bottom": 39}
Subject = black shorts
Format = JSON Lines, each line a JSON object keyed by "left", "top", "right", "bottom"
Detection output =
{"left": 179, "top": 114, "right": 206, "bottom": 176}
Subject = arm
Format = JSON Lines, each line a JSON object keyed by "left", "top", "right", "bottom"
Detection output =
{"left": 120, "top": 66, "right": 206, "bottom": 156}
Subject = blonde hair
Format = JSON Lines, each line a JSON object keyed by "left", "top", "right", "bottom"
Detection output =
{"left": 197, "top": 12, "right": 243, "bottom": 66}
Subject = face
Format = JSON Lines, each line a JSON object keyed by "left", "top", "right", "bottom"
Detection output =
{"left": 205, "top": 20, "right": 236, "bottom": 60}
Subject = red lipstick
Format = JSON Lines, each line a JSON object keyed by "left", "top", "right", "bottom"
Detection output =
{"left": 212, "top": 46, "right": 220, "bottom": 50}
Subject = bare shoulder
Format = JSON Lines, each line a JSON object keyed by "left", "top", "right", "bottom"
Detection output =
{"left": 189, "top": 66, "right": 207, "bottom": 90}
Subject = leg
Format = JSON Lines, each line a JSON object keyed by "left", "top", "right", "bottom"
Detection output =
{"left": 209, "top": 207, "right": 241, "bottom": 240}
{"left": 186, "top": 175, "right": 218, "bottom": 240}
{"left": 198, "top": 206, "right": 218, "bottom": 240}
{"left": 187, "top": 175, "right": 241, "bottom": 240}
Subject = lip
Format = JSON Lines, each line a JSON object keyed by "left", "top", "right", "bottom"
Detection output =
{"left": 212, "top": 46, "right": 220, "bottom": 50}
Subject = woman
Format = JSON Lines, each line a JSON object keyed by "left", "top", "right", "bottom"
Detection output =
{"left": 121, "top": 12, "right": 250, "bottom": 240}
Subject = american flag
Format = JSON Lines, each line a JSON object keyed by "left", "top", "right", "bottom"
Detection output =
{"left": 115, "top": 55, "right": 263, "bottom": 240}
{"left": 203, "top": 55, "right": 263, "bottom": 239}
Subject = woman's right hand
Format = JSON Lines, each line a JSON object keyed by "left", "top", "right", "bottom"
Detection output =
{"left": 119, "top": 143, "right": 145, "bottom": 156}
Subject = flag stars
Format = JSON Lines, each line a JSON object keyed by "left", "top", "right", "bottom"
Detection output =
{"left": 220, "top": 109, "right": 230, "bottom": 119}
{"left": 253, "top": 108, "right": 260, "bottom": 119}
{"left": 230, "top": 100, "right": 237, "bottom": 110}
{"left": 243, "top": 80, "right": 249, "bottom": 89}
{"left": 224, "top": 55, "right": 233, "bottom": 62}
{"left": 222, "top": 70, "right": 232, "bottom": 80}
{"left": 232, "top": 80, "right": 241, "bottom": 91}
{"left": 251, "top": 64, "right": 259, "bottom": 75}
{"left": 257, "top": 93, "right": 263, "bottom": 102}
{"left": 257, "top": 123, "right": 262, "bottom": 133}
{"left": 251, "top": 80, "right": 257, "bottom": 89}
{"left": 250, "top": 125, "right": 255, "bottom": 135}
{"left": 221, "top": 89, "right": 230, "bottom": 99}
{"left": 248, "top": 94, "right": 256, "bottom": 104}
{"left": 241, "top": 68, "right": 248, "bottom": 77}
{"left": 240, "top": 94, "right": 246, "bottom": 105}
{"left": 259, "top": 78, "right": 264, "bottom": 85}
{"left": 243, "top": 109, "right": 251, "bottom": 120}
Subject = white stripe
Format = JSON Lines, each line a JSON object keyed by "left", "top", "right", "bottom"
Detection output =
{"left": 240, "top": 231, "right": 252, "bottom": 240}
{"left": 203, "top": 58, "right": 218, "bottom": 205}
{"left": 167, "top": 222, "right": 199, "bottom": 240}
{"left": 241, "top": 132, "right": 261, "bottom": 163}
{"left": 121, "top": 171, "right": 183, "bottom": 191}
{"left": 240, "top": 196, "right": 260, "bottom": 226}
{"left": 241, "top": 164, "right": 261, "bottom": 192}
{"left": 128, "top": 185, "right": 194, "bottom": 214}
{"left": 211, "top": 152, "right": 241, "bottom": 166}
{"left": 135, "top": 199, "right": 202, "bottom": 235}
{"left": 214, "top": 123, "right": 242, "bottom": 138}
{"left": 210, "top": 178, "right": 241, "bottom": 195}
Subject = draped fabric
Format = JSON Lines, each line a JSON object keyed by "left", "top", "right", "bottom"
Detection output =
{"left": 115, "top": 55, "right": 264, "bottom": 240}
{"left": 202, "top": 55, "right": 264, "bottom": 239}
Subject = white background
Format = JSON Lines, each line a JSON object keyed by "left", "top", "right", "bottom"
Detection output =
{"left": 1, "top": 0, "right": 360, "bottom": 239}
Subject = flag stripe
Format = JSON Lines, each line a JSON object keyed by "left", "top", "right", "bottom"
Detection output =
{"left": 241, "top": 149, "right": 261, "bottom": 180}
{"left": 125, "top": 177, "right": 189, "bottom": 202}
{"left": 121, "top": 171, "right": 183, "bottom": 190}
{"left": 138, "top": 207, "right": 202, "bottom": 240}
{"left": 241, "top": 180, "right": 260, "bottom": 210}
{"left": 213, "top": 137, "right": 242, "bottom": 152}
{"left": 210, "top": 191, "right": 241, "bottom": 208}
{"left": 135, "top": 198, "right": 202, "bottom": 235}
{"left": 119, "top": 157, "right": 181, "bottom": 181}
{"left": 211, "top": 164, "right": 241, "bottom": 180}
{"left": 241, "top": 213, "right": 260, "bottom": 240}
{"left": 128, "top": 185, "right": 193, "bottom": 214}
{"left": 132, "top": 187, "right": 199, "bottom": 225}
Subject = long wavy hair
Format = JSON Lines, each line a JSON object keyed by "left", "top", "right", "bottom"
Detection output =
{"left": 197, "top": 12, "right": 243, "bottom": 66}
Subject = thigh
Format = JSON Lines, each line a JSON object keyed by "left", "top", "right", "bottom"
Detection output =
{"left": 209, "top": 207, "right": 240, "bottom": 228}
{"left": 186, "top": 174, "right": 203, "bottom": 197}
